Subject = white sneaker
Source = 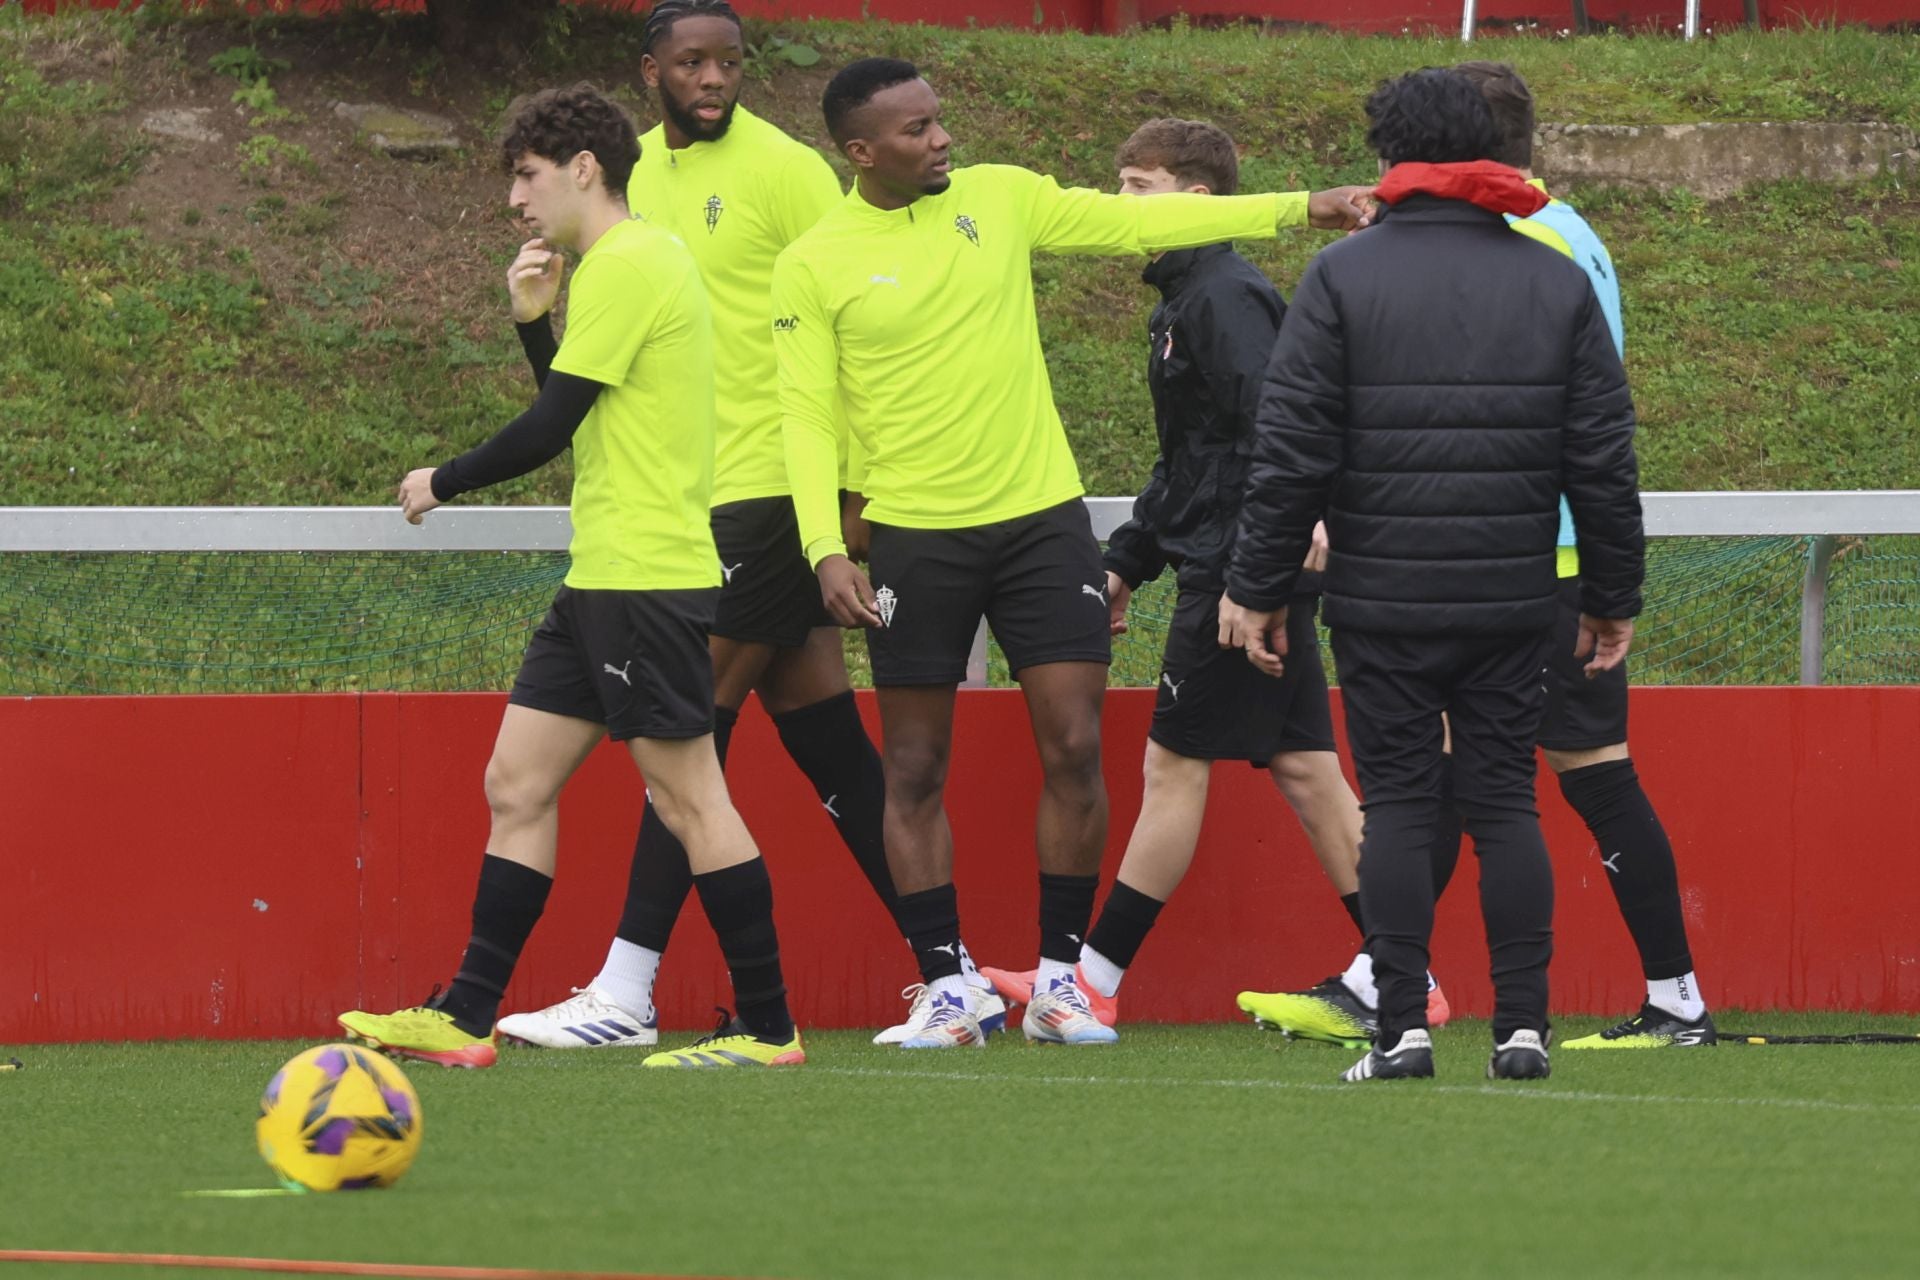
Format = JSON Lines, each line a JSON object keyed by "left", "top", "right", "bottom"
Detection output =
{"left": 496, "top": 985, "right": 657, "bottom": 1049}
{"left": 1022, "top": 974, "right": 1118, "bottom": 1045}
{"left": 873, "top": 983, "right": 1008, "bottom": 1045}
{"left": 898, "top": 989, "right": 985, "bottom": 1049}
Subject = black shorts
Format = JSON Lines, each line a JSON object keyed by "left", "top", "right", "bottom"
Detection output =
{"left": 1150, "top": 588, "right": 1337, "bottom": 765}
{"left": 1538, "top": 577, "right": 1629, "bottom": 751}
{"left": 709, "top": 496, "right": 833, "bottom": 649}
{"left": 863, "top": 499, "right": 1111, "bottom": 686}
{"left": 509, "top": 586, "right": 718, "bottom": 741}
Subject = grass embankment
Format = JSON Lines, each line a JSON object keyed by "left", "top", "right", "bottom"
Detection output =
{"left": 1, "top": 10, "right": 1914, "bottom": 692}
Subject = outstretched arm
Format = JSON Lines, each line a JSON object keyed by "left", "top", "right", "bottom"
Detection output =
{"left": 398, "top": 372, "right": 603, "bottom": 522}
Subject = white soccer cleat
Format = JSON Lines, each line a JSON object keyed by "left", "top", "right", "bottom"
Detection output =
{"left": 874, "top": 982, "right": 1008, "bottom": 1045}
{"left": 496, "top": 985, "right": 658, "bottom": 1049}
{"left": 1022, "top": 974, "right": 1119, "bottom": 1045}
{"left": 897, "top": 989, "right": 986, "bottom": 1049}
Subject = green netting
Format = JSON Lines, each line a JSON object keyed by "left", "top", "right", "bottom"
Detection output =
{"left": 2, "top": 535, "right": 1916, "bottom": 694}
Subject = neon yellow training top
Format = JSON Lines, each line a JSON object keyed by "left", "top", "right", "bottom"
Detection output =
{"left": 629, "top": 106, "right": 845, "bottom": 505}
{"left": 773, "top": 164, "right": 1309, "bottom": 565}
{"left": 551, "top": 217, "right": 720, "bottom": 591}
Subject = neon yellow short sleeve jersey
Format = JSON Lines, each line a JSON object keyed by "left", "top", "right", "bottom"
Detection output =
{"left": 773, "top": 164, "right": 1309, "bottom": 566}
{"left": 628, "top": 107, "right": 844, "bottom": 506}
{"left": 549, "top": 217, "right": 720, "bottom": 591}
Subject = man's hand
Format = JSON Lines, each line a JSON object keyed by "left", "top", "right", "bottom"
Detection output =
{"left": 1218, "top": 594, "right": 1289, "bottom": 678}
{"left": 1574, "top": 615, "right": 1635, "bottom": 677}
{"left": 507, "top": 237, "right": 564, "bottom": 323}
{"left": 1306, "top": 186, "right": 1377, "bottom": 232}
{"left": 841, "top": 491, "right": 872, "bottom": 563}
{"left": 818, "top": 554, "right": 881, "bottom": 628}
{"left": 1105, "top": 570, "right": 1132, "bottom": 636}
{"left": 1303, "top": 520, "right": 1330, "bottom": 574}
{"left": 398, "top": 468, "right": 441, "bottom": 525}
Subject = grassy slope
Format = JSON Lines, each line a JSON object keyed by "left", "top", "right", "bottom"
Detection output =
{"left": 4, "top": 1024, "right": 1920, "bottom": 1279}
{"left": 1, "top": 10, "right": 1916, "bottom": 510}
{"left": 1, "top": 12, "right": 1914, "bottom": 692}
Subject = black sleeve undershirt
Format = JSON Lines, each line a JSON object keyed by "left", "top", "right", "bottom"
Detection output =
{"left": 516, "top": 314, "right": 559, "bottom": 388}
{"left": 430, "top": 368, "right": 603, "bottom": 502}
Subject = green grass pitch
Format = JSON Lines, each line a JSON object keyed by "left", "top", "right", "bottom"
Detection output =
{"left": 4, "top": 1017, "right": 1920, "bottom": 1279}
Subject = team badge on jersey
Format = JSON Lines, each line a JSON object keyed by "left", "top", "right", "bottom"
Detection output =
{"left": 704, "top": 194, "right": 724, "bottom": 234}
{"left": 873, "top": 585, "right": 898, "bottom": 627}
{"left": 954, "top": 215, "right": 979, "bottom": 246}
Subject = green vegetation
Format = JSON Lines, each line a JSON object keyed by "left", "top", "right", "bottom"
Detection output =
{"left": 5, "top": 1022, "right": 1920, "bottom": 1278}
{"left": 0, "top": 9, "right": 1914, "bottom": 692}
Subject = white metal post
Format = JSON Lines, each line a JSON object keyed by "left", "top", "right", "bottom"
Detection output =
{"left": 1684, "top": 0, "right": 1701, "bottom": 39}
{"left": 1461, "top": 0, "right": 1478, "bottom": 42}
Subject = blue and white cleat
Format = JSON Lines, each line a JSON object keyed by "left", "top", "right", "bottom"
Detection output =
{"left": 898, "top": 990, "right": 986, "bottom": 1049}
{"left": 496, "top": 986, "right": 658, "bottom": 1049}
{"left": 874, "top": 983, "right": 1008, "bottom": 1045}
{"left": 1023, "top": 974, "right": 1119, "bottom": 1045}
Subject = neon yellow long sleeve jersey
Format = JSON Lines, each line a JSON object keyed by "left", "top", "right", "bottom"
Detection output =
{"left": 773, "top": 164, "right": 1309, "bottom": 566}
{"left": 629, "top": 106, "right": 844, "bottom": 505}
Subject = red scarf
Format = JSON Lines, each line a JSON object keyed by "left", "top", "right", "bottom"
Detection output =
{"left": 1375, "top": 161, "right": 1549, "bottom": 218}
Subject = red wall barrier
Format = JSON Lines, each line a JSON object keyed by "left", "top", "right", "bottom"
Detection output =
{"left": 4, "top": 686, "right": 1917, "bottom": 1044}
{"left": 18, "top": 0, "right": 1920, "bottom": 32}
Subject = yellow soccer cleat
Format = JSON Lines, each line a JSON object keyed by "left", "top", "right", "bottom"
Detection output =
{"left": 1236, "top": 979, "right": 1378, "bottom": 1050}
{"left": 643, "top": 1013, "right": 805, "bottom": 1068}
{"left": 1561, "top": 1004, "right": 1717, "bottom": 1050}
{"left": 338, "top": 1005, "right": 498, "bottom": 1070}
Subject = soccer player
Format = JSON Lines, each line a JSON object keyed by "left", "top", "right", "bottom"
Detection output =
{"left": 773, "top": 58, "right": 1374, "bottom": 1048}
{"left": 337, "top": 83, "right": 802, "bottom": 1071}
{"left": 1453, "top": 60, "right": 1713, "bottom": 1049}
{"left": 1221, "top": 68, "right": 1644, "bottom": 1081}
{"left": 492, "top": 2, "right": 1006, "bottom": 1053}
{"left": 1241, "top": 63, "right": 1714, "bottom": 1054}
{"left": 974, "top": 118, "right": 1448, "bottom": 1035}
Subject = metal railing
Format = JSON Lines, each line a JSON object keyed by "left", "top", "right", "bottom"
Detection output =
{"left": 6, "top": 491, "right": 1917, "bottom": 685}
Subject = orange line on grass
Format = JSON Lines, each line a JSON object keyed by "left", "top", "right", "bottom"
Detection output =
{"left": 0, "top": 1250, "right": 754, "bottom": 1280}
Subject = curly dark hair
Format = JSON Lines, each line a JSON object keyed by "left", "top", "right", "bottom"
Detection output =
{"left": 1114, "top": 118, "right": 1239, "bottom": 196}
{"left": 498, "top": 83, "right": 641, "bottom": 197}
{"left": 1363, "top": 68, "right": 1497, "bottom": 167}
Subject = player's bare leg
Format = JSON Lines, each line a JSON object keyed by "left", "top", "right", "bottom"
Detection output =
{"left": 1014, "top": 659, "right": 1116, "bottom": 1044}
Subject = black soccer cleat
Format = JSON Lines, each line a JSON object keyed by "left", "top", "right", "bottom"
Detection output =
{"left": 1561, "top": 1004, "right": 1717, "bottom": 1050}
{"left": 1340, "top": 1029, "right": 1434, "bottom": 1082}
{"left": 1488, "top": 1029, "right": 1551, "bottom": 1079}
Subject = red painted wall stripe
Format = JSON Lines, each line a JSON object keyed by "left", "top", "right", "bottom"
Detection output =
{"left": 4, "top": 687, "right": 1917, "bottom": 1043}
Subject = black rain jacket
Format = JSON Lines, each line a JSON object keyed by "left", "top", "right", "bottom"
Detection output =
{"left": 1225, "top": 194, "right": 1644, "bottom": 634}
{"left": 1103, "top": 244, "right": 1309, "bottom": 594}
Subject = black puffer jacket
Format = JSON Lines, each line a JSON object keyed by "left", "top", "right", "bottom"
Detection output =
{"left": 1103, "top": 244, "right": 1291, "bottom": 593}
{"left": 1226, "top": 194, "right": 1643, "bottom": 634}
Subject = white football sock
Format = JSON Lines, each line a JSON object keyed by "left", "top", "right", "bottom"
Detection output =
{"left": 1341, "top": 950, "right": 1379, "bottom": 1009}
{"left": 1647, "top": 971, "right": 1706, "bottom": 1021}
{"left": 1036, "top": 957, "right": 1075, "bottom": 992}
{"left": 958, "top": 940, "right": 992, "bottom": 990}
{"left": 1077, "top": 945, "right": 1125, "bottom": 998}
{"left": 592, "top": 938, "right": 662, "bottom": 1019}
{"left": 929, "top": 973, "right": 972, "bottom": 1012}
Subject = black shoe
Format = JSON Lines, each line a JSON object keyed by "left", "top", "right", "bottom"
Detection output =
{"left": 1488, "top": 1029, "right": 1551, "bottom": 1079}
{"left": 1341, "top": 1029, "right": 1434, "bottom": 1082}
{"left": 1561, "top": 1003, "right": 1717, "bottom": 1050}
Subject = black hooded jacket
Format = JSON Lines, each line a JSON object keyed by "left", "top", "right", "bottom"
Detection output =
{"left": 1225, "top": 194, "right": 1644, "bottom": 634}
{"left": 1103, "top": 243, "right": 1301, "bottom": 594}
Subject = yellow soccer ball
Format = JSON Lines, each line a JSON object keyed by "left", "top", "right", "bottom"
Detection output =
{"left": 256, "top": 1043, "right": 423, "bottom": 1192}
